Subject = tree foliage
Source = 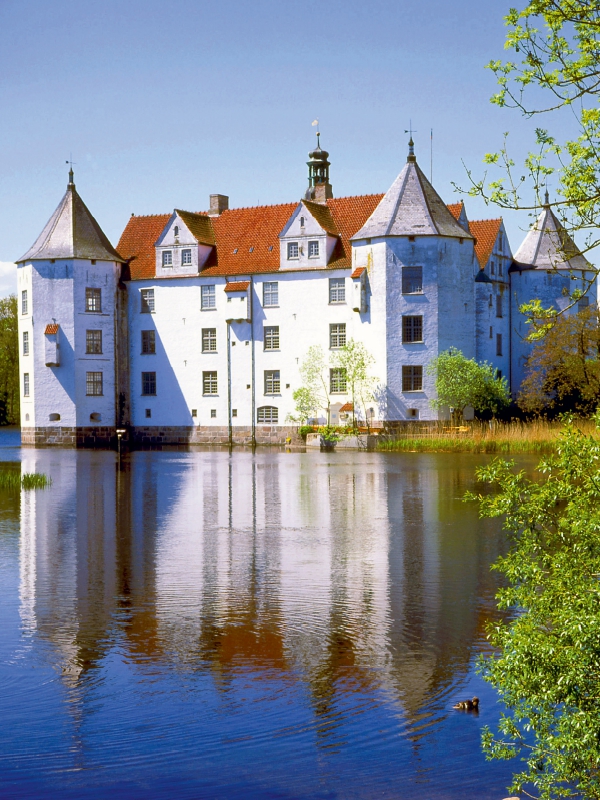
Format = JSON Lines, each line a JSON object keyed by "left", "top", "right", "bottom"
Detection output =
{"left": 330, "top": 339, "right": 376, "bottom": 427}
{"left": 427, "top": 348, "right": 510, "bottom": 418}
{"left": 0, "top": 295, "right": 19, "bottom": 425}
{"left": 470, "top": 416, "right": 600, "bottom": 799}
{"left": 519, "top": 306, "right": 600, "bottom": 414}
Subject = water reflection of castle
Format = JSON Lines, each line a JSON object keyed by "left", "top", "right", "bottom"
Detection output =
{"left": 19, "top": 450, "right": 505, "bottom": 728}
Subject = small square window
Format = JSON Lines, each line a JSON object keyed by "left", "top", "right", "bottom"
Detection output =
{"left": 22, "top": 331, "right": 29, "bottom": 356}
{"left": 142, "top": 371, "right": 156, "bottom": 396}
{"left": 141, "top": 330, "right": 155, "bottom": 354}
{"left": 402, "top": 316, "right": 423, "bottom": 343}
{"left": 329, "top": 323, "right": 346, "bottom": 348}
{"left": 402, "top": 366, "right": 423, "bottom": 392}
{"left": 264, "top": 326, "right": 280, "bottom": 350}
{"left": 264, "top": 370, "right": 281, "bottom": 394}
{"left": 287, "top": 242, "right": 299, "bottom": 260}
{"left": 181, "top": 249, "right": 192, "bottom": 266}
{"left": 21, "top": 290, "right": 28, "bottom": 316}
{"left": 308, "top": 240, "right": 319, "bottom": 258}
{"left": 203, "top": 371, "right": 218, "bottom": 395}
{"left": 402, "top": 267, "right": 423, "bottom": 294}
{"left": 145, "top": 408, "right": 152, "bottom": 418}
{"left": 210, "top": 409, "right": 217, "bottom": 418}
{"left": 232, "top": 409, "right": 238, "bottom": 417}
{"left": 329, "top": 278, "right": 345, "bottom": 303}
{"left": 407, "top": 408, "right": 419, "bottom": 419}
{"left": 162, "top": 250, "right": 173, "bottom": 267}
{"left": 86, "top": 288, "right": 102, "bottom": 312}
{"left": 86, "top": 329, "right": 102, "bottom": 354}
{"left": 201, "top": 285, "right": 216, "bottom": 310}
{"left": 202, "top": 328, "right": 217, "bottom": 352}
{"left": 86, "top": 371, "right": 103, "bottom": 396}
{"left": 141, "top": 289, "right": 154, "bottom": 313}
{"left": 330, "top": 368, "right": 347, "bottom": 393}
{"left": 191, "top": 409, "right": 197, "bottom": 417}
{"left": 263, "top": 282, "right": 279, "bottom": 306}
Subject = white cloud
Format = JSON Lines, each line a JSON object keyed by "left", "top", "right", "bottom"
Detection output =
{"left": 0, "top": 262, "right": 17, "bottom": 299}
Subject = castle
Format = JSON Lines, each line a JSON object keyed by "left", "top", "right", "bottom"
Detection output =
{"left": 16, "top": 138, "right": 595, "bottom": 446}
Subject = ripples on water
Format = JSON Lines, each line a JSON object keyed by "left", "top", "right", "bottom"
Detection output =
{"left": 0, "top": 434, "right": 535, "bottom": 799}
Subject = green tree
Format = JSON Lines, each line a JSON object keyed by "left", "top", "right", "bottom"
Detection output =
{"left": 427, "top": 348, "right": 510, "bottom": 421}
{"left": 519, "top": 306, "right": 600, "bottom": 415}
{"left": 288, "top": 345, "right": 332, "bottom": 424}
{"left": 0, "top": 296, "right": 19, "bottom": 424}
{"left": 470, "top": 416, "right": 600, "bottom": 800}
{"left": 330, "top": 339, "right": 376, "bottom": 428}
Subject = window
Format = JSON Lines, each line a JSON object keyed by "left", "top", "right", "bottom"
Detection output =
{"left": 263, "top": 282, "right": 279, "bottom": 307}
{"left": 201, "top": 285, "right": 216, "bottom": 310}
{"left": 498, "top": 231, "right": 503, "bottom": 252}
{"left": 264, "top": 370, "right": 281, "bottom": 394}
{"left": 329, "top": 278, "right": 345, "bottom": 303}
{"left": 489, "top": 326, "right": 493, "bottom": 339}
{"left": 202, "top": 328, "right": 217, "bottom": 352}
{"left": 579, "top": 296, "right": 590, "bottom": 311}
{"left": 498, "top": 261, "right": 503, "bottom": 277}
{"left": 86, "top": 330, "right": 102, "bottom": 354}
{"left": 300, "top": 216, "right": 305, "bottom": 227}
{"left": 402, "top": 365, "right": 423, "bottom": 392}
{"left": 308, "top": 240, "right": 319, "bottom": 258}
{"left": 402, "top": 266, "right": 423, "bottom": 294}
{"left": 142, "top": 372, "right": 156, "bottom": 396}
{"left": 257, "top": 406, "right": 278, "bottom": 423}
{"left": 203, "top": 371, "right": 218, "bottom": 395}
{"left": 181, "top": 249, "right": 192, "bottom": 266}
{"left": 141, "top": 330, "right": 155, "bottom": 354}
{"left": 264, "top": 326, "right": 279, "bottom": 350}
{"left": 21, "top": 290, "right": 28, "bottom": 315}
{"left": 490, "top": 260, "right": 495, "bottom": 276}
{"left": 496, "top": 294, "right": 503, "bottom": 318}
{"left": 287, "top": 242, "right": 299, "bottom": 260}
{"left": 407, "top": 408, "right": 419, "bottom": 419}
{"left": 22, "top": 331, "right": 29, "bottom": 356}
{"left": 86, "top": 288, "right": 101, "bottom": 312}
{"left": 49, "top": 413, "right": 60, "bottom": 421}
{"left": 141, "top": 289, "right": 154, "bottom": 313}
{"left": 191, "top": 409, "right": 197, "bottom": 417}
{"left": 496, "top": 333, "right": 503, "bottom": 357}
{"left": 23, "top": 373, "right": 29, "bottom": 397}
{"left": 86, "top": 371, "right": 103, "bottom": 396}
{"left": 330, "top": 367, "right": 347, "bottom": 393}
{"left": 330, "top": 323, "right": 346, "bottom": 348}
{"left": 210, "top": 409, "right": 217, "bottom": 418}
{"left": 90, "top": 413, "right": 101, "bottom": 422}
{"left": 402, "top": 315, "right": 423, "bottom": 343}
{"left": 145, "top": 408, "right": 151, "bottom": 418}
{"left": 174, "top": 226, "right": 179, "bottom": 237}
{"left": 162, "top": 250, "right": 173, "bottom": 267}
{"left": 232, "top": 409, "right": 237, "bottom": 417}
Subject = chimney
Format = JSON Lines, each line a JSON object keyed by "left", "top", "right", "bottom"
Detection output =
{"left": 209, "top": 194, "right": 229, "bottom": 216}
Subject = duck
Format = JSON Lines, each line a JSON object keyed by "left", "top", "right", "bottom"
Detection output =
{"left": 453, "top": 696, "right": 479, "bottom": 711}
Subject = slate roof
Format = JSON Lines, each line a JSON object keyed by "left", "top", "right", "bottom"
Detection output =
{"left": 351, "top": 160, "right": 472, "bottom": 240}
{"left": 118, "top": 195, "right": 383, "bottom": 280}
{"left": 469, "top": 218, "right": 502, "bottom": 269}
{"left": 512, "top": 205, "right": 590, "bottom": 271}
{"left": 19, "top": 182, "right": 124, "bottom": 263}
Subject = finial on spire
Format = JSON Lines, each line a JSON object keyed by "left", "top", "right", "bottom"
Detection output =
{"left": 544, "top": 187, "right": 550, "bottom": 207}
{"left": 66, "top": 156, "right": 75, "bottom": 187}
{"left": 404, "top": 121, "right": 417, "bottom": 162}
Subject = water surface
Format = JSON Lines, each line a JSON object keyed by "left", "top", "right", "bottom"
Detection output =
{"left": 0, "top": 434, "right": 532, "bottom": 798}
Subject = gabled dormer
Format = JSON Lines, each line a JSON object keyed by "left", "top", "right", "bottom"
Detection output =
{"left": 155, "top": 210, "right": 215, "bottom": 276}
{"left": 470, "top": 219, "right": 511, "bottom": 281}
{"left": 278, "top": 200, "right": 339, "bottom": 270}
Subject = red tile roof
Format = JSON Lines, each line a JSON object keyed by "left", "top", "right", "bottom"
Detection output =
{"left": 447, "top": 202, "right": 463, "bottom": 221}
{"left": 117, "top": 195, "right": 383, "bottom": 281}
{"left": 44, "top": 323, "right": 59, "bottom": 334}
{"left": 469, "top": 218, "right": 502, "bottom": 269}
{"left": 351, "top": 267, "right": 365, "bottom": 279}
{"left": 224, "top": 281, "right": 250, "bottom": 292}
{"left": 339, "top": 403, "right": 354, "bottom": 412}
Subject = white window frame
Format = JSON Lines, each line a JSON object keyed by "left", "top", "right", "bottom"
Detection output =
{"left": 264, "top": 370, "right": 281, "bottom": 395}
{"left": 329, "top": 323, "right": 346, "bottom": 349}
{"left": 263, "top": 282, "right": 279, "bottom": 307}
{"left": 308, "top": 240, "right": 319, "bottom": 258}
{"left": 202, "top": 328, "right": 217, "bottom": 352}
{"left": 86, "top": 371, "right": 103, "bottom": 396}
{"left": 287, "top": 242, "right": 299, "bottom": 260}
{"left": 23, "top": 373, "right": 29, "bottom": 397}
{"left": 203, "top": 371, "right": 218, "bottom": 395}
{"left": 21, "top": 290, "right": 28, "bottom": 316}
{"left": 264, "top": 326, "right": 280, "bottom": 350}
{"left": 181, "top": 249, "right": 192, "bottom": 266}
{"left": 141, "top": 289, "right": 155, "bottom": 313}
{"left": 162, "top": 250, "right": 173, "bottom": 267}
{"left": 329, "top": 278, "right": 345, "bottom": 304}
{"left": 22, "top": 331, "right": 29, "bottom": 356}
{"left": 257, "top": 406, "right": 278, "bottom": 424}
{"left": 330, "top": 367, "right": 347, "bottom": 393}
{"left": 201, "top": 285, "right": 216, "bottom": 310}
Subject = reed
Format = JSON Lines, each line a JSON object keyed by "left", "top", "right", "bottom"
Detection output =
{"left": 377, "top": 419, "right": 599, "bottom": 454}
{"left": 0, "top": 469, "right": 52, "bottom": 490}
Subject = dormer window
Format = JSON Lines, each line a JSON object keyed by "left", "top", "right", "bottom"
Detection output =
{"left": 287, "top": 242, "right": 299, "bottom": 260}
{"left": 174, "top": 226, "right": 179, "bottom": 237}
{"left": 181, "top": 249, "right": 192, "bottom": 266}
{"left": 308, "top": 240, "right": 319, "bottom": 258}
{"left": 162, "top": 250, "right": 173, "bottom": 267}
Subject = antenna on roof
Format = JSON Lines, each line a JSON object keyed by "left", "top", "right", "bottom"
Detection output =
{"left": 65, "top": 154, "right": 76, "bottom": 186}
{"left": 430, "top": 128, "right": 433, "bottom": 183}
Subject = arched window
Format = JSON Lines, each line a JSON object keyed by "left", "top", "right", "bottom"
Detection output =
{"left": 174, "top": 225, "right": 179, "bottom": 236}
{"left": 257, "top": 406, "right": 278, "bottom": 424}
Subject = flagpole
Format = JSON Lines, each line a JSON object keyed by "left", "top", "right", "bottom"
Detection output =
{"left": 430, "top": 129, "right": 433, "bottom": 183}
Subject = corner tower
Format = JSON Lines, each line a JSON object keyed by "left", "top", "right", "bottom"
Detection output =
{"left": 16, "top": 169, "right": 126, "bottom": 446}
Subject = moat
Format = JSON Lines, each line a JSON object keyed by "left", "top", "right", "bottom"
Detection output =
{"left": 0, "top": 429, "right": 527, "bottom": 799}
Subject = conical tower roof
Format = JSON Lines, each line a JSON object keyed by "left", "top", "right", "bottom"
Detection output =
{"left": 351, "top": 141, "right": 471, "bottom": 240}
{"left": 513, "top": 201, "right": 589, "bottom": 271}
{"left": 18, "top": 173, "right": 124, "bottom": 263}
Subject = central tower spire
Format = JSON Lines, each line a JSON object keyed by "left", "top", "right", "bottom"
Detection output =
{"left": 304, "top": 133, "right": 333, "bottom": 204}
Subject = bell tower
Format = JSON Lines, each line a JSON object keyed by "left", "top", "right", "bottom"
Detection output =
{"left": 304, "top": 132, "right": 333, "bottom": 203}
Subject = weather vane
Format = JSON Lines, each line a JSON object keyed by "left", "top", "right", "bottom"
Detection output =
{"left": 65, "top": 155, "right": 76, "bottom": 182}
{"left": 404, "top": 121, "right": 417, "bottom": 140}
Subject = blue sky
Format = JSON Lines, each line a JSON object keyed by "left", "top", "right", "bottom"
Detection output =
{"left": 0, "top": 0, "right": 580, "bottom": 296}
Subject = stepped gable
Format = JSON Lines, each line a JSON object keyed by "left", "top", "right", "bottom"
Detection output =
{"left": 469, "top": 218, "right": 502, "bottom": 269}
{"left": 513, "top": 203, "right": 590, "bottom": 271}
{"left": 117, "top": 194, "right": 383, "bottom": 280}
{"left": 19, "top": 175, "right": 124, "bottom": 263}
{"left": 351, "top": 145, "right": 472, "bottom": 241}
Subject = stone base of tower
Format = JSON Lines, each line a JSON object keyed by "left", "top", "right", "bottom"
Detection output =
{"left": 131, "top": 425, "right": 302, "bottom": 447}
{"left": 21, "top": 426, "right": 117, "bottom": 448}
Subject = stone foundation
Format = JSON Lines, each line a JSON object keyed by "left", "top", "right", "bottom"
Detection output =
{"left": 21, "top": 426, "right": 117, "bottom": 448}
